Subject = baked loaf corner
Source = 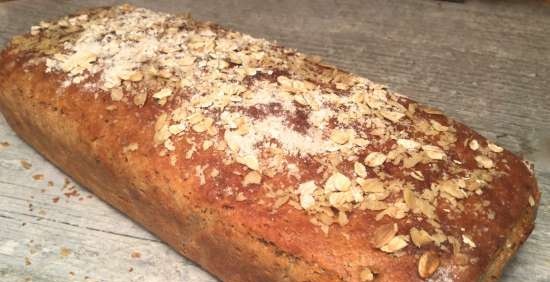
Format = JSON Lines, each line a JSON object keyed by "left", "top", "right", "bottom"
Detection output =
{"left": 0, "top": 5, "right": 540, "bottom": 282}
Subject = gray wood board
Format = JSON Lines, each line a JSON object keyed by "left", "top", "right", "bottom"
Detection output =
{"left": 0, "top": 0, "right": 549, "bottom": 281}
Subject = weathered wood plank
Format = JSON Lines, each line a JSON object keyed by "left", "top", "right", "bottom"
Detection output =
{"left": 0, "top": 0, "right": 549, "bottom": 281}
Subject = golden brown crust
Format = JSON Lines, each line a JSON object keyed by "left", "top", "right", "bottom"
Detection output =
{"left": 0, "top": 5, "right": 540, "bottom": 282}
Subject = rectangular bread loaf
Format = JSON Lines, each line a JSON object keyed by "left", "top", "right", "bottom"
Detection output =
{"left": 0, "top": 5, "right": 540, "bottom": 282}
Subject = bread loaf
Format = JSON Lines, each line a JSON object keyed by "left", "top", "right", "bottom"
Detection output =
{"left": 0, "top": 5, "right": 540, "bottom": 282}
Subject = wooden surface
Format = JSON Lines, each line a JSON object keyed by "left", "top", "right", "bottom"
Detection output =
{"left": 0, "top": 0, "right": 549, "bottom": 281}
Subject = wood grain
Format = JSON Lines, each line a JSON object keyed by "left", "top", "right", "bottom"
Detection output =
{"left": 0, "top": 0, "right": 549, "bottom": 281}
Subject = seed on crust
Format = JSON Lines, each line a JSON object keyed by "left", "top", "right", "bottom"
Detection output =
{"left": 110, "top": 88, "right": 123, "bottom": 101}
{"left": 371, "top": 223, "right": 398, "bottom": 248}
{"left": 360, "top": 267, "right": 374, "bottom": 281}
{"left": 168, "top": 123, "right": 187, "bottom": 135}
{"left": 410, "top": 227, "right": 433, "bottom": 248}
{"left": 462, "top": 234, "right": 477, "bottom": 248}
{"left": 422, "top": 145, "right": 445, "bottom": 160}
{"left": 328, "top": 192, "right": 349, "bottom": 208}
{"left": 380, "top": 235, "right": 408, "bottom": 253}
{"left": 242, "top": 171, "right": 262, "bottom": 186}
{"left": 397, "top": 139, "right": 421, "bottom": 150}
{"left": 202, "top": 140, "right": 214, "bottom": 150}
{"left": 364, "top": 152, "right": 386, "bottom": 167}
{"left": 418, "top": 251, "right": 440, "bottom": 278}
{"left": 430, "top": 120, "right": 448, "bottom": 131}
{"left": 298, "top": 181, "right": 318, "bottom": 210}
{"left": 273, "top": 195, "right": 290, "bottom": 210}
{"left": 330, "top": 129, "right": 352, "bottom": 145}
{"left": 122, "top": 142, "right": 139, "bottom": 153}
{"left": 380, "top": 110, "right": 405, "bottom": 123}
{"left": 529, "top": 195, "right": 535, "bottom": 207}
{"left": 133, "top": 92, "right": 147, "bottom": 106}
{"left": 469, "top": 139, "right": 479, "bottom": 151}
{"left": 337, "top": 211, "right": 349, "bottom": 226}
{"left": 488, "top": 143, "right": 503, "bottom": 153}
{"left": 410, "top": 170, "right": 424, "bottom": 181}
{"left": 237, "top": 155, "right": 260, "bottom": 171}
{"left": 127, "top": 70, "right": 143, "bottom": 81}
{"left": 439, "top": 180, "right": 467, "bottom": 199}
{"left": 354, "top": 162, "right": 367, "bottom": 178}
{"left": 153, "top": 88, "right": 172, "bottom": 100}
{"left": 403, "top": 187, "right": 417, "bottom": 210}
{"left": 358, "top": 178, "right": 385, "bottom": 193}
{"left": 324, "top": 172, "right": 352, "bottom": 192}
{"left": 235, "top": 192, "right": 247, "bottom": 201}
{"left": 475, "top": 155, "right": 494, "bottom": 169}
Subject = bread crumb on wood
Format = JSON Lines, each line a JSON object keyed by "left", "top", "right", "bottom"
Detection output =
{"left": 20, "top": 160, "right": 32, "bottom": 170}
{"left": 32, "top": 174, "right": 44, "bottom": 181}
{"left": 0, "top": 141, "right": 9, "bottom": 150}
{"left": 60, "top": 247, "right": 72, "bottom": 257}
